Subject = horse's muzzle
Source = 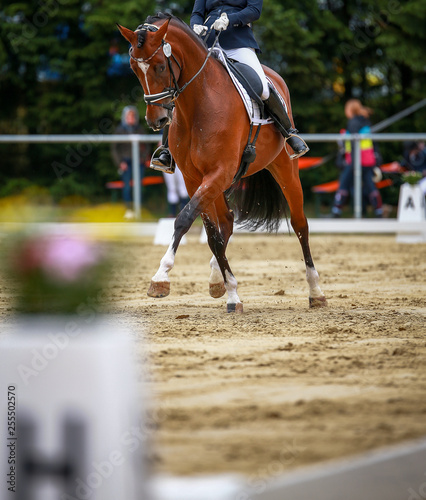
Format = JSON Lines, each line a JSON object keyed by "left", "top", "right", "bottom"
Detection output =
{"left": 146, "top": 115, "right": 172, "bottom": 132}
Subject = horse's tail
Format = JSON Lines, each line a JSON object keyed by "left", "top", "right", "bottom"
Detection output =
{"left": 226, "top": 170, "right": 288, "bottom": 233}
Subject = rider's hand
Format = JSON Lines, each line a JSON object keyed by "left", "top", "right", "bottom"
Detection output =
{"left": 193, "top": 24, "right": 208, "bottom": 36}
{"left": 212, "top": 13, "right": 229, "bottom": 32}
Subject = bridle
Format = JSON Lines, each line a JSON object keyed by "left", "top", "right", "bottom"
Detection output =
{"left": 129, "top": 22, "right": 219, "bottom": 112}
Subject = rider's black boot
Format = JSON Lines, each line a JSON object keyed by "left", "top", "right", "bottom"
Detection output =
{"left": 150, "top": 125, "right": 175, "bottom": 174}
{"left": 263, "top": 85, "right": 309, "bottom": 159}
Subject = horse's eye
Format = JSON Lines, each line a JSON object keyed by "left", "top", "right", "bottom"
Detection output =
{"left": 156, "top": 64, "right": 166, "bottom": 75}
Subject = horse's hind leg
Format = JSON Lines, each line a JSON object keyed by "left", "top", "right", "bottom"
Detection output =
{"left": 269, "top": 157, "right": 327, "bottom": 308}
{"left": 208, "top": 254, "right": 226, "bottom": 299}
{"left": 295, "top": 220, "right": 327, "bottom": 308}
{"left": 202, "top": 195, "right": 243, "bottom": 313}
{"left": 203, "top": 197, "right": 231, "bottom": 299}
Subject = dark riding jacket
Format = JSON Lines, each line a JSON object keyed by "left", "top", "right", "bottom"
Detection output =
{"left": 190, "top": 0, "right": 263, "bottom": 52}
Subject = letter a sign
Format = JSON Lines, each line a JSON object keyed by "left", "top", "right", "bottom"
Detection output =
{"left": 405, "top": 196, "right": 415, "bottom": 210}
{"left": 398, "top": 184, "right": 426, "bottom": 223}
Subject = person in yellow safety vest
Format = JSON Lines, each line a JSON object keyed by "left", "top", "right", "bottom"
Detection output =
{"left": 344, "top": 126, "right": 377, "bottom": 167}
{"left": 331, "top": 99, "right": 383, "bottom": 218}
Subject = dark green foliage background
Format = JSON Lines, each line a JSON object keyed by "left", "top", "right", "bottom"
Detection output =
{"left": 0, "top": 0, "right": 425, "bottom": 203}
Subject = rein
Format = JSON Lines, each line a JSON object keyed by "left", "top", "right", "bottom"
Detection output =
{"left": 129, "top": 23, "right": 220, "bottom": 111}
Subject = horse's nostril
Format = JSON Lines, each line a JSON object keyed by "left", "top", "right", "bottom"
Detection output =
{"left": 158, "top": 117, "right": 169, "bottom": 129}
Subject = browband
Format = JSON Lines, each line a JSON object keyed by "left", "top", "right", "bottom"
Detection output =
{"left": 135, "top": 23, "right": 159, "bottom": 32}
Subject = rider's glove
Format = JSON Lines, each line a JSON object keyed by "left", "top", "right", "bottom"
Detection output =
{"left": 212, "top": 13, "right": 229, "bottom": 32}
{"left": 193, "top": 24, "right": 208, "bottom": 36}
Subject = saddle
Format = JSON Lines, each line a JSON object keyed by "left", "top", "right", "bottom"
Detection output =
{"left": 211, "top": 48, "right": 289, "bottom": 183}
{"left": 226, "top": 58, "right": 264, "bottom": 112}
{"left": 212, "top": 48, "right": 269, "bottom": 124}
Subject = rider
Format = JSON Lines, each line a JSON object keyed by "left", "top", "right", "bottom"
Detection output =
{"left": 150, "top": 0, "right": 309, "bottom": 172}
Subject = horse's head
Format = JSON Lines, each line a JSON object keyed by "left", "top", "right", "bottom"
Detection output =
{"left": 118, "top": 19, "right": 177, "bottom": 131}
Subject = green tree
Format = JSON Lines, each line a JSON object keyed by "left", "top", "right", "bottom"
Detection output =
{"left": 0, "top": 0, "right": 424, "bottom": 203}
{"left": 256, "top": 0, "right": 425, "bottom": 199}
{"left": 0, "top": 0, "right": 155, "bottom": 198}
{"left": 257, "top": 0, "right": 425, "bottom": 133}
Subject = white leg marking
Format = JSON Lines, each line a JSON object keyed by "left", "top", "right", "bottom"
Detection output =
{"left": 209, "top": 255, "right": 223, "bottom": 285}
{"left": 224, "top": 270, "right": 241, "bottom": 305}
{"left": 152, "top": 241, "right": 175, "bottom": 283}
{"left": 306, "top": 267, "right": 324, "bottom": 298}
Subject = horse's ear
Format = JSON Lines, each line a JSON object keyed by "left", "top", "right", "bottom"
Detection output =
{"left": 151, "top": 18, "right": 170, "bottom": 42}
{"left": 117, "top": 24, "right": 137, "bottom": 45}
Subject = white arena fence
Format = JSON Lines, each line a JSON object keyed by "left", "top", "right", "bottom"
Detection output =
{"left": 0, "top": 133, "right": 161, "bottom": 220}
{"left": 1, "top": 132, "right": 425, "bottom": 221}
{"left": 1, "top": 219, "right": 425, "bottom": 242}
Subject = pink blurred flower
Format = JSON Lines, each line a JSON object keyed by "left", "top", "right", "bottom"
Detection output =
{"left": 14, "top": 235, "right": 103, "bottom": 283}
{"left": 43, "top": 237, "right": 102, "bottom": 282}
{"left": 7, "top": 233, "right": 108, "bottom": 314}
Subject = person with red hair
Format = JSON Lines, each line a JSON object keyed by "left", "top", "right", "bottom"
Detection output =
{"left": 331, "top": 99, "right": 383, "bottom": 218}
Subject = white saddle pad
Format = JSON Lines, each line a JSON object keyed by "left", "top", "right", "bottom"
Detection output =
{"left": 211, "top": 47, "right": 287, "bottom": 126}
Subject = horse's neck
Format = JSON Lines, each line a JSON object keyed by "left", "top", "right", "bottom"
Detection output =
{"left": 170, "top": 28, "right": 220, "bottom": 112}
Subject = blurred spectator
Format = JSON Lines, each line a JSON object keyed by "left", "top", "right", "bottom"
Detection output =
{"left": 402, "top": 141, "right": 426, "bottom": 174}
{"left": 331, "top": 99, "right": 383, "bottom": 218}
{"left": 111, "top": 106, "right": 150, "bottom": 219}
{"left": 163, "top": 166, "right": 190, "bottom": 217}
{"left": 107, "top": 38, "right": 132, "bottom": 77}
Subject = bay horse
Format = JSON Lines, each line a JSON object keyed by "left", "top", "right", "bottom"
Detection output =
{"left": 118, "top": 13, "right": 327, "bottom": 313}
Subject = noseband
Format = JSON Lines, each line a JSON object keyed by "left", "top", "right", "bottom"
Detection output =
{"left": 129, "top": 22, "right": 219, "bottom": 111}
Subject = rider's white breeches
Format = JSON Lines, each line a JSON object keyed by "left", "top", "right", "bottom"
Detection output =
{"left": 221, "top": 46, "right": 270, "bottom": 100}
{"left": 163, "top": 166, "right": 188, "bottom": 204}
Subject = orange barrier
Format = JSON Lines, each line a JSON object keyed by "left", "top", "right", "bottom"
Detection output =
{"left": 379, "top": 161, "right": 403, "bottom": 174}
{"left": 106, "top": 176, "right": 164, "bottom": 189}
{"left": 312, "top": 180, "right": 340, "bottom": 194}
{"left": 312, "top": 178, "right": 393, "bottom": 194}
{"left": 298, "top": 157, "right": 323, "bottom": 169}
{"left": 299, "top": 158, "right": 404, "bottom": 174}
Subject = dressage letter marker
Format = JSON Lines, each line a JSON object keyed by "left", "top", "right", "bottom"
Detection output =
{"left": 397, "top": 183, "right": 426, "bottom": 243}
{"left": 154, "top": 218, "right": 187, "bottom": 246}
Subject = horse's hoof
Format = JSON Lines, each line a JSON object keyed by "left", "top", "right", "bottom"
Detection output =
{"left": 227, "top": 302, "right": 243, "bottom": 314}
{"left": 209, "top": 282, "right": 226, "bottom": 298}
{"left": 148, "top": 280, "right": 170, "bottom": 298}
{"left": 309, "top": 296, "right": 327, "bottom": 308}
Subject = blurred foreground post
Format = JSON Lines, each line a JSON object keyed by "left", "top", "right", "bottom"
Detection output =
{"left": 0, "top": 318, "right": 148, "bottom": 500}
{"left": 0, "top": 233, "right": 149, "bottom": 499}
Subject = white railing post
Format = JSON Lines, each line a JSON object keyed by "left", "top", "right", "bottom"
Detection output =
{"left": 131, "top": 137, "right": 141, "bottom": 220}
{"left": 353, "top": 136, "right": 362, "bottom": 219}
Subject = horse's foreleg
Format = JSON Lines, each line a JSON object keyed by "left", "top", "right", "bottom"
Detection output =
{"left": 148, "top": 242, "right": 175, "bottom": 298}
{"left": 148, "top": 198, "right": 201, "bottom": 298}
{"left": 202, "top": 198, "right": 243, "bottom": 313}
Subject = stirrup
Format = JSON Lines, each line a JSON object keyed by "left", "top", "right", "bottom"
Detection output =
{"left": 284, "top": 133, "right": 309, "bottom": 160}
{"left": 150, "top": 146, "right": 175, "bottom": 174}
